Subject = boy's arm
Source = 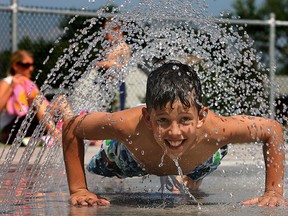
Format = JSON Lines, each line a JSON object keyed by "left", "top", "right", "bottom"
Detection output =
{"left": 241, "top": 119, "right": 286, "bottom": 207}
{"left": 220, "top": 115, "right": 287, "bottom": 207}
{"left": 62, "top": 113, "right": 112, "bottom": 206}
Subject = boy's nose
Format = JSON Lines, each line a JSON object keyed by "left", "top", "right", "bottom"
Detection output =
{"left": 168, "top": 121, "right": 181, "bottom": 136}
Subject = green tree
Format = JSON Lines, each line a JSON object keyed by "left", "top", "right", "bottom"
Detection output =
{"left": 0, "top": 50, "right": 11, "bottom": 78}
{"left": 231, "top": 0, "right": 288, "bottom": 75}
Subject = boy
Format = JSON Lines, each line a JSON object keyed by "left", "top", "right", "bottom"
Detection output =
{"left": 62, "top": 61, "right": 286, "bottom": 207}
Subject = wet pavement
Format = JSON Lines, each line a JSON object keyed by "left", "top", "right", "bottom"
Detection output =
{"left": 1, "top": 144, "right": 288, "bottom": 215}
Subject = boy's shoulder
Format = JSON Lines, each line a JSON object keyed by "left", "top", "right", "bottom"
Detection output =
{"left": 202, "top": 110, "right": 278, "bottom": 145}
{"left": 121, "top": 104, "right": 145, "bottom": 115}
{"left": 112, "top": 105, "right": 146, "bottom": 129}
{"left": 202, "top": 110, "right": 244, "bottom": 137}
{"left": 111, "top": 105, "right": 154, "bottom": 145}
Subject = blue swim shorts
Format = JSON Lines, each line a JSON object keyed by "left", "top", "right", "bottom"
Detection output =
{"left": 87, "top": 140, "right": 228, "bottom": 181}
{"left": 87, "top": 140, "right": 147, "bottom": 178}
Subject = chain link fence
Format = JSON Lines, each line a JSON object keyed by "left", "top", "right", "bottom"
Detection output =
{"left": 0, "top": 2, "right": 288, "bottom": 121}
{"left": 17, "top": 12, "right": 62, "bottom": 42}
{"left": 0, "top": 10, "right": 11, "bottom": 51}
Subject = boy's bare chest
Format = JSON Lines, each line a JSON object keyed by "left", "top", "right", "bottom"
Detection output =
{"left": 126, "top": 136, "right": 219, "bottom": 176}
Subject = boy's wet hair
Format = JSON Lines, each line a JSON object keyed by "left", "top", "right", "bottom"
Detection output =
{"left": 146, "top": 60, "right": 202, "bottom": 112}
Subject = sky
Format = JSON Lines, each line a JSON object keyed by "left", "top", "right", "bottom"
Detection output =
{"left": 1, "top": 0, "right": 237, "bottom": 16}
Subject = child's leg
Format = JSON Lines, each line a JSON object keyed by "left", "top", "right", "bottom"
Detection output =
{"left": 87, "top": 140, "right": 147, "bottom": 178}
{"left": 175, "top": 175, "right": 203, "bottom": 191}
{"left": 185, "top": 177, "right": 203, "bottom": 190}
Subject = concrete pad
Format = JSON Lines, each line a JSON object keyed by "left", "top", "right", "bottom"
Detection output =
{"left": 0, "top": 144, "right": 287, "bottom": 215}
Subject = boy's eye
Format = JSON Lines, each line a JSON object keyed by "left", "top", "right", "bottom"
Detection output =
{"left": 180, "top": 117, "right": 192, "bottom": 123}
{"left": 156, "top": 118, "right": 169, "bottom": 125}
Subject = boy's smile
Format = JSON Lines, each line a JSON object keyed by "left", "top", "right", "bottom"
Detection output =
{"left": 143, "top": 100, "right": 206, "bottom": 159}
{"left": 164, "top": 140, "right": 185, "bottom": 149}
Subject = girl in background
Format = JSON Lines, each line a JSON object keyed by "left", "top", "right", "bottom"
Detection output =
{"left": 0, "top": 50, "right": 72, "bottom": 145}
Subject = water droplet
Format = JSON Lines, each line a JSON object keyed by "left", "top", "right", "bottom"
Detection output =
{"left": 172, "top": 158, "right": 200, "bottom": 205}
{"left": 172, "top": 65, "right": 179, "bottom": 70}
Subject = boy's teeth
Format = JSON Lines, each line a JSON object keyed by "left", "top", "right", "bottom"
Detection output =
{"left": 168, "top": 141, "right": 182, "bottom": 146}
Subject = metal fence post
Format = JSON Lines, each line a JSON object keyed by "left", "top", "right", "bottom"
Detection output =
{"left": 11, "top": 0, "right": 18, "bottom": 52}
{"left": 269, "top": 13, "right": 276, "bottom": 119}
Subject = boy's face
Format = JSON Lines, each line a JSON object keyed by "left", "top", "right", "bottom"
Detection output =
{"left": 143, "top": 100, "right": 206, "bottom": 159}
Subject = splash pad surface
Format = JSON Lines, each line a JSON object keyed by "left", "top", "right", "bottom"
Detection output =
{"left": 1, "top": 145, "right": 288, "bottom": 215}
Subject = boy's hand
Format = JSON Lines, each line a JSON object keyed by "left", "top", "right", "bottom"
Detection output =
{"left": 70, "top": 189, "right": 110, "bottom": 206}
{"left": 242, "top": 191, "right": 288, "bottom": 207}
